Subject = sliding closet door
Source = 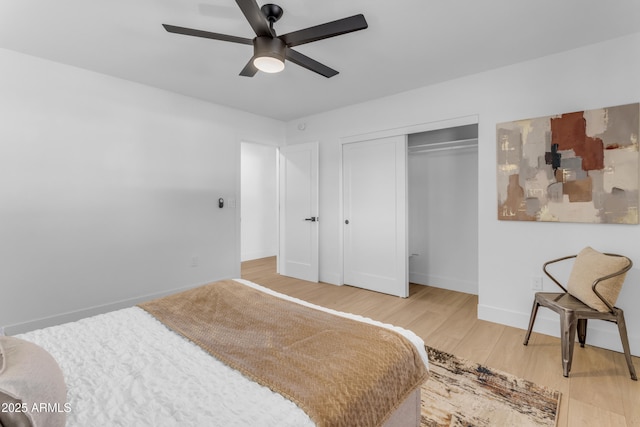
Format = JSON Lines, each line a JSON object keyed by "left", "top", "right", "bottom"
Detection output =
{"left": 342, "top": 135, "right": 408, "bottom": 297}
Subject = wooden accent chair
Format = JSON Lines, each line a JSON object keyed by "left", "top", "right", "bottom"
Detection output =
{"left": 523, "top": 247, "right": 637, "bottom": 380}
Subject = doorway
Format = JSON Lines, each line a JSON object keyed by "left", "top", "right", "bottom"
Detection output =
{"left": 240, "top": 142, "right": 278, "bottom": 262}
{"left": 240, "top": 141, "right": 320, "bottom": 282}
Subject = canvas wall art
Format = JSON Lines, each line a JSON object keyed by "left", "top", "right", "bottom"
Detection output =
{"left": 497, "top": 103, "right": 639, "bottom": 224}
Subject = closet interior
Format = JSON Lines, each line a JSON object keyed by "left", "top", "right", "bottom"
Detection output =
{"left": 408, "top": 124, "right": 479, "bottom": 294}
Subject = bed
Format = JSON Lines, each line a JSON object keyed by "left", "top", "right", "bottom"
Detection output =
{"left": 1, "top": 278, "right": 429, "bottom": 427}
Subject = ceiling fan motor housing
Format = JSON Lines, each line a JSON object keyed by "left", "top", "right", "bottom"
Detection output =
{"left": 254, "top": 36, "right": 286, "bottom": 63}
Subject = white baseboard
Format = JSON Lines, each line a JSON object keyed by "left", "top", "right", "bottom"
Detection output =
{"left": 409, "top": 272, "right": 478, "bottom": 295}
{"left": 478, "top": 303, "right": 639, "bottom": 356}
{"left": 5, "top": 278, "right": 227, "bottom": 335}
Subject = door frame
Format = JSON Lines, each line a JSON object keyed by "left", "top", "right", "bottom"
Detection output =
{"left": 338, "top": 115, "right": 479, "bottom": 286}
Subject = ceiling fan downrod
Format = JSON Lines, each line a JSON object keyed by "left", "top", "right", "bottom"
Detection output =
{"left": 261, "top": 4, "right": 283, "bottom": 33}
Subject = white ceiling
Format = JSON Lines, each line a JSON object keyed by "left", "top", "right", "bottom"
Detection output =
{"left": 2, "top": 1, "right": 640, "bottom": 121}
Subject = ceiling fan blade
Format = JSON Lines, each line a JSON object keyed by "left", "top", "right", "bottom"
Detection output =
{"left": 235, "top": 0, "right": 276, "bottom": 37}
{"left": 285, "top": 48, "right": 338, "bottom": 78}
{"left": 280, "top": 14, "right": 367, "bottom": 47}
{"left": 239, "top": 58, "right": 259, "bottom": 77}
{"left": 163, "top": 24, "right": 253, "bottom": 45}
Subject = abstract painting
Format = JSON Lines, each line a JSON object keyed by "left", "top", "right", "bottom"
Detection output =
{"left": 497, "top": 103, "right": 639, "bottom": 223}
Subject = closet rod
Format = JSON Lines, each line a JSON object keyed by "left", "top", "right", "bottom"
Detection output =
{"left": 409, "top": 142, "right": 478, "bottom": 154}
{"left": 408, "top": 137, "right": 477, "bottom": 150}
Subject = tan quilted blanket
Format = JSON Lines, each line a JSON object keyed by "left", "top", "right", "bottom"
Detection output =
{"left": 138, "top": 280, "right": 427, "bottom": 427}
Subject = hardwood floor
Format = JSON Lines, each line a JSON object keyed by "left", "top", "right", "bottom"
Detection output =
{"left": 241, "top": 257, "right": 640, "bottom": 427}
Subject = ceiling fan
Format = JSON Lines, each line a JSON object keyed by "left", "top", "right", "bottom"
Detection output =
{"left": 162, "top": 0, "right": 368, "bottom": 78}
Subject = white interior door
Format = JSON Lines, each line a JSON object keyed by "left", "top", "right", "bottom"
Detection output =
{"left": 278, "top": 142, "right": 319, "bottom": 282}
{"left": 343, "top": 135, "right": 408, "bottom": 297}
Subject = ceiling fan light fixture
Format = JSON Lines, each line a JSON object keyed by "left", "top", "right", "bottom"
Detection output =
{"left": 253, "top": 56, "right": 285, "bottom": 73}
{"left": 253, "top": 36, "right": 286, "bottom": 73}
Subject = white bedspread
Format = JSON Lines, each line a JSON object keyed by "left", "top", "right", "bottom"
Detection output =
{"left": 18, "top": 279, "right": 428, "bottom": 427}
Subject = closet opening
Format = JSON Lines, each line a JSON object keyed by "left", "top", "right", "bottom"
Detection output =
{"left": 407, "top": 124, "right": 479, "bottom": 295}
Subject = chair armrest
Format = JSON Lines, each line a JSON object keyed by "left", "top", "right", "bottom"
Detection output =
{"left": 542, "top": 255, "right": 577, "bottom": 292}
{"left": 591, "top": 254, "right": 632, "bottom": 312}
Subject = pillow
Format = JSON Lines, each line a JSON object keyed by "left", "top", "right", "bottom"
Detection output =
{"left": 567, "top": 247, "right": 629, "bottom": 312}
{"left": 0, "top": 390, "right": 31, "bottom": 427}
{"left": 0, "top": 337, "right": 67, "bottom": 427}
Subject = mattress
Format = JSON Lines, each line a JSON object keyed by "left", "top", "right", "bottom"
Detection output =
{"left": 17, "top": 279, "right": 429, "bottom": 426}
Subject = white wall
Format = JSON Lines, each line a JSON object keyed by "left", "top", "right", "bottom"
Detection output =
{"left": 285, "top": 33, "right": 640, "bottom": 355}
{"left": 0, "top": 48, "right": 285, "bottom": 333}
{"left": 408, "top": 146, "right": 478, "bottom": 294}
{"left": 241, "top": 142, "right": 278, "bottom": 261}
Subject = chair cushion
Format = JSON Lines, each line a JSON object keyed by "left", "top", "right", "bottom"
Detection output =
{"left": 0, "top": 336, "right": 67, "bottom": 427}
{"left": 567, "top": 247, "right": 628, "bottom": 312}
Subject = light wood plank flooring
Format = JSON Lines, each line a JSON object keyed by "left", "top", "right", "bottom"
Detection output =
{"left": 241, "top": 257, "right": 640, "bottom": 427}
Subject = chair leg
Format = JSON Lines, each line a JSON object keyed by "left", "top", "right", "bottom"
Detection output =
{"left": 560, "top": 311, "right": 578, "bottom": 377}
{"left": 577, "top": 319, "right": 587, "bottom": 348}
{"left": 523, "top": 298, "right": 540, "bottom": 346}
{"left": 615, "top": 311, "right": 638, "bottom": 381}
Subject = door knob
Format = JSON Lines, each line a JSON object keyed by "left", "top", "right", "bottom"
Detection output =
{"left": 345, "top": 219, "right": 349, "bottom": 224}
{"left": 304, "top": 217, "right": 317, "bottom": 222}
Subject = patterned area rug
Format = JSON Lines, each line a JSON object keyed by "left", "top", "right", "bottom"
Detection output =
{"left": 421, "top": 346, "right": 561, "bottom": 427}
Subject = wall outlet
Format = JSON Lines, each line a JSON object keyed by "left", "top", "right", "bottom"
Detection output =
{"left": 531, "top": 276, "right": 543, "bottom": 291}
{"left": 191, "top": 256, "right": 199, "bottom": 267}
